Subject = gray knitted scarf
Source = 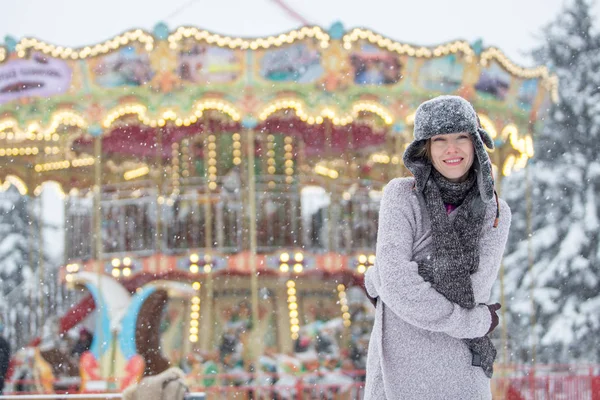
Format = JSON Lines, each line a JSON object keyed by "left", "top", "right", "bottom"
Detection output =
{"left": 418, "top": 169, "right": 497, "bottom": 378}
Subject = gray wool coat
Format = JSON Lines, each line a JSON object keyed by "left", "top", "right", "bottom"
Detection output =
{"left": 364, "top": 177, "right": 511, "bottom": 399}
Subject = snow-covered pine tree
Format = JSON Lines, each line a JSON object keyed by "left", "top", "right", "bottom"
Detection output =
{"left": 502, "top": 0, "right": 600, "bottom": 364}
{"left": 0, "top": 186, "right": 64, "bottom": 350}
{"left": 0, "top": 187, "right": 34, "bottom": 294}
{"left": 0, "top": 186, "right": 38, "bottom": 347}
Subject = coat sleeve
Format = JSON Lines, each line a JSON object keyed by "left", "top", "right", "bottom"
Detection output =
{"left": 364, "top": 179, "right": 491, "bottom": 339}
{"left": 471, "top": 199, "right": 512, "bottom": 303}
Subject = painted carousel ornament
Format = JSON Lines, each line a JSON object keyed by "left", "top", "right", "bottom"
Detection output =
{"left": 149, "top": 41, "right": 180, "bottom": 93}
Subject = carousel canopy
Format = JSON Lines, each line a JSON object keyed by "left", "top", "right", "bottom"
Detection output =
{"left": 0, "top": 22, "right": 556, "bottom": 194}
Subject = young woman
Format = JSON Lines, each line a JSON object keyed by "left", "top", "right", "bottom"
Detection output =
{"left": 364, "top": 95, "right": 511, "bottom": 399}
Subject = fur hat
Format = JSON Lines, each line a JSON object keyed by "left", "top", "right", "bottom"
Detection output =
{"left": 403, "top": 95, "right": 496, "bottom": 203}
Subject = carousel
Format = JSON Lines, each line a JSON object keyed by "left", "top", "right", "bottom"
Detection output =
{"left": 0, "top": 21, "right": 556, "bottom": 392}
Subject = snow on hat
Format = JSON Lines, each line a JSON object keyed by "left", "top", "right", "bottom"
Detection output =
{"left": 403, "top": 95, "right": 496, "bottom": 204}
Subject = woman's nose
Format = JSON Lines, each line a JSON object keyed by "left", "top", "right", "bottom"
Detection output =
{"left": 446, "top": 142, "right": 459, "bottom": 152}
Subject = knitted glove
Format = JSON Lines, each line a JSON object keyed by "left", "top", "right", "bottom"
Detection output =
{"left": 486, "top": 303, "right": 501, "bottom": 335}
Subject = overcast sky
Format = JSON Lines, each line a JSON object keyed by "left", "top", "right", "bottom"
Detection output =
{"left": 2, "top": 0, "right": 597, "bottom": 67}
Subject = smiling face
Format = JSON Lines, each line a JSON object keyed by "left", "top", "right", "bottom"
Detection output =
{"left": 429, "top": 132, "right": 474, "bottom": 182}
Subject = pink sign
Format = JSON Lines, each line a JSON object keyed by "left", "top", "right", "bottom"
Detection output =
{"left": 0, "top": 53, "right": 72, "bottom": 104}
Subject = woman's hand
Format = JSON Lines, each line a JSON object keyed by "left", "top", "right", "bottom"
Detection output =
{"left": 486, "top": 303, "right": 501, "bottom": 334}
{"left": 360, "top": 276, "right": 378, "bottom": 307}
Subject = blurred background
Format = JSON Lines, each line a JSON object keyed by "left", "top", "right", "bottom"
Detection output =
{"left": 0, "top": 0, "right": 599, "bottom": 398}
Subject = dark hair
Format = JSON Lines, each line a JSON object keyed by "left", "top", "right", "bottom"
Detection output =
{"left": 414, "top": 140, "right": 432, "bottom": 161}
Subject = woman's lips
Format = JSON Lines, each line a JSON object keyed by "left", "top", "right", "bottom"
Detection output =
{"left": 443, "top": 158, "right": 463, "bottom": 166}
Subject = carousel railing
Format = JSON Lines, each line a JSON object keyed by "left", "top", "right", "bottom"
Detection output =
{"left": 63, "top": 176, "right": 383, "bottom": 260}
{"left": 162, "top": 181, "right": 243, "bottom": 254}
{"left": 64, "top": 195, "right": 93, "bottom": 261}
{"left": 330, "top": 190, "right": 380, "bottom": 254}
{"left": 101, "top": 193, "right": 157, "bottom": 257}
{"left": 254, "top": 178, "right": 303, "bottom": 253}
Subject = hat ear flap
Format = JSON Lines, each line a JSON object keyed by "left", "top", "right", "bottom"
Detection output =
{"left": 477, "top": 127, "right": 494, "bottom": 149}
{"left": 472, "top": 137, "right": 495, "bottom": 203}
{"left": 403, "top": 140, "right": 432, "bottom": 193}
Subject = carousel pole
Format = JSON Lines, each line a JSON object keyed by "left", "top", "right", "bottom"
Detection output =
{"left": 244, "top": 117, "right": 260, "bottom": 368}
{"left": 203, "top": 116, "right": 215, "bottom": 352}
{"left": 341, "top": 122, "right": 355, "bottom": 350}
{"left": 155, "top": 126, "right": 164, "bottom": 272}
{"left": 347, "top": 122, "right": 355, "bottom": 180}
{"left": 93, "top": 135, "right": 103, "bottom": 265}
{"left": 324, "top": 120, "right": 334, "bottom": 252}
{"left": 36, "top": 130, "right": 48, "bottom": 326}
{"left": 31, "top": 148, "right": 45, "bottom": 328}
{"left": 63, "top": 195, "right": 70, "bottom": 310}
{"left": 92, "top": 133, "right": 109, "bottom": 379}
{"left": 26, "top": 165, "right": 37, "bottom": 337}
{"left": 37, "top": 184, "right": 45, "bottom": 329}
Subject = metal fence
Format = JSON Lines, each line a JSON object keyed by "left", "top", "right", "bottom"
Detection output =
{"left": 493, "top": 365, "right": 600, "bottom": 400}
{"left": 4, "top": 368, "right": 600, "bottom": 400}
